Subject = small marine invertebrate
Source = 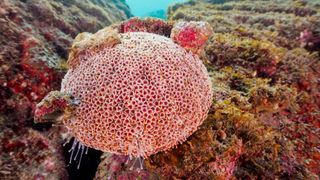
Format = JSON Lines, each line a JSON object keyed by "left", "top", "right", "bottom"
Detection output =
{"left": 35, "top": 18, "right": 213, "bottom": 159}
{"left": 171, "top": 21, "right": 213, "bottom": 54}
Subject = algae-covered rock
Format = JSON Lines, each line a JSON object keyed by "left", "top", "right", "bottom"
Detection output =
{"left": 0, "top": 127, "right": 67, "bottom": 179}
{"left": 0, "top": 0, "right": 131, "bottom": 179}
{"left": 144, "top": 0, "right": 320, "bottom": 179}
{"left": 0, "top": 0, "right": 131, "bottom": 126}
{"left": 2, "top": 0, "right": 320, "bottom": 179}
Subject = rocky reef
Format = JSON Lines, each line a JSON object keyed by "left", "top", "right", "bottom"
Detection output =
{"left": 0, "top": 0, "right": 131, "bottom": 127}
{"left": 93, "top": 0, "right": 320, "bottom": 179}
{"left": 0, "top": 127, "right": 67, "bottom": 179}
{"left": 0, "top": 0, "right": 131, "bottom": 179}
{"left": 1, "top": 0, "right": 320, "bottom": 179}
{"left": 93, "top": 5, "right": 319, "bottom": 177}
{"left": 142, "top": 0, "right": 319, "bottom": 179}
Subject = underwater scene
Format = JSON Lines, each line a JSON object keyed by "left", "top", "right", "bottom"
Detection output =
{"left": 0, "top": 0, "right": 319, "bottom": 180}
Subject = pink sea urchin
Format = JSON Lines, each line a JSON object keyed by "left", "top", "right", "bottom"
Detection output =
{"left": 35, "top": 18, "right": 213, "bottom": 158}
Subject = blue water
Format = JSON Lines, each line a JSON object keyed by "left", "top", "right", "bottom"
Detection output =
{"left": 126, "top": 0, "right": 187, "bottom": 18}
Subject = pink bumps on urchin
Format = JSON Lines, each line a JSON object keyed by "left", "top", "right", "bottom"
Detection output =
{"left": 35, "top": 18, "right": 213, "bottom": 158}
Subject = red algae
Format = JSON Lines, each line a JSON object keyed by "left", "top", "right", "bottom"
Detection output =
{"left": 160, "top": 0, "right": 320, "bottom": 179}
{"left": 0, "top": 127, "right": 67, "bottom": 179}
{"left": 0, "top": 0, "right": 131, "bottom": 126}
{"left": 0, "top": 0, "right": 132, "bottom": 179}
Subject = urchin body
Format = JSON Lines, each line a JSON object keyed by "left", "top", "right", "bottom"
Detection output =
{"left": 35, "top": 18, "right": 213, "bottom": 158}
{"left": 61, "top": 32, "right": 212, "bottom": 157}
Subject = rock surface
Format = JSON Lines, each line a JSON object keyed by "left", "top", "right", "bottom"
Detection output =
{"left": 139, "top": 0, "right": 320, "bottom": 179}
{"left": 0, "top": 0, "right": 131, "bottom": 127}
{"left": 0, "top": 127, "right": 67, "bottom": 179}
{"left": 2, "top": 0, "right": 320, "bottom": 179}
{"left": 0, "top": 0, "right": 131, "bottom": 179}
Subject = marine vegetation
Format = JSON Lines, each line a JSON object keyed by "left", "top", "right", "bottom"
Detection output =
{"left": 160, "top": 0, "right": 320, "bottom": 179}
{"left": 0, "top": 0, "right": 131, "bottom": 179}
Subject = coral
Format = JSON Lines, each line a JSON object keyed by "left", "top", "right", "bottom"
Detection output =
{"left": 36, "top": 18, "right": 213, "bottom": 158}
{"left": 0, "top": 127, "right": 67, "bottom": 179}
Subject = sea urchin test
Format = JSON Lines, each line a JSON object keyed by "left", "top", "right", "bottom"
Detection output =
{"left": 35, "top": 18, "right": 213, "bottom": 158}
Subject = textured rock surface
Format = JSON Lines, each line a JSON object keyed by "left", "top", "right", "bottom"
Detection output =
{"left": 0, "top": 0, "right": 131, "bottom": 179}
{"left": 2, "top": 0, "right": 320, "bottom": 179}
{"left": 0, "top": 0, "right": 131, "bottom": 127}
{"left": 94, "top": 153, "right": 158, "bottom": 180}
{"left": 0, "top": 127, "right": 67, "bottom": 179}
{"left": 120, "top": 17, "right": 173, "bottom": 37}
{"left": 169, "top": 0, "right": 320, "bottom": 52}
{"left": 139, "top": 0, "right": 320, "bottom": 179}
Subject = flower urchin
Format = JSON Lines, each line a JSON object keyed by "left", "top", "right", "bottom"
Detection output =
{"left": 35, "top": 18, "right": 213, "bottom": 158}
